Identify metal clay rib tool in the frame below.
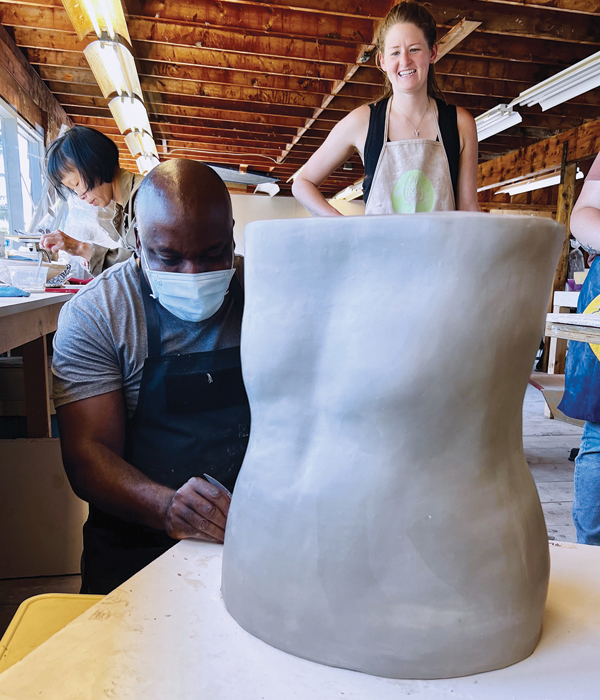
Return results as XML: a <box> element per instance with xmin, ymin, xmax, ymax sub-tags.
<box><xmin>203</xmin><ymin>473</ymin><xmax>232</xmax><ymax>499</ymax></box>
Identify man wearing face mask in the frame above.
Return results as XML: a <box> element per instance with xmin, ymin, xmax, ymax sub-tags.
<box><xmin>52</xmin><ymin>160</ymin><xmax>249</xmax><ymax>594</ymax></box>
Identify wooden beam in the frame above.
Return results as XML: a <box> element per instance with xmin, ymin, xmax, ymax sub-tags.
<box><xmin>0</xmin><ymin>24</ymin><xmax>70</xmax><ymax>141</ymax></box>
<box><xmin>276</xmin><ymin>39</ymin><xmax>377</xmax><ymax>163</ymax></box>
<box><xmin>110</xmin><ymin>135</ymin><xmax>286</xmax><ymax>159</ymax></box>
<box><xmin>36</xmin><ymin>63</ymin><xmax>334</xmax><ymax>97</ymax></box>
<box><xmin>47</xmin><ymin>76</ymin><xmax>329</xmax><ymax>110</ymax></box>
<box><xmin>10</xmin><ymin>3</ymin><xmax>372</xmax><ymax>69</ymax></box>
<box><xmin>126</xmin><ymin>0</ymin><xmax>379</xmax><ymax>44</ymax></box>
<box><xmin>428</xmin><ymin>0</ymin><xmax>600</xmax><ymax>45</ymax></box>
<box><xmin>56</xmin><ymin>91</ymin><xmax>316</xmax><ymax>122</ymax></box>
<box><xmin>24</xmin><ymin>42</ymin><xmax>347</xmax><ymax>82</ymax></box>
<box><xmin>435</xmin><ymin>19</ymin><xmax>481</xmax><ymax>61</ymax></box>
<box><xmin>447</xmin><ymin>32</ymin><xmax>597</xmax><ymax>66</ymax></box>
<box><xmin>5</xmin><ymin>0</ymin><xmax>599</xmax><ymax>47</ymax></box>
<box><xmin>478</xmin><ymin>0</ymin><xmax>600</xmax><ymax>16</ymax></box>
<box><xmin>71</xmin><ymin>113</ymin><xmax>300</xmax><ymax>140</ymax></box>
<box><xmin>4</xmin><ymin>15</ymin><xmax>367</xmax><ymax>65</ymax></box>
<box><xmin>127</xmin><ymin>18</ymin><xmax>367</xmax><ymax>64</ymax></box>
<box><xmin>126</xmin><ymin>0</ymin><xmax>394</xmax><ymax>20</ymax></box>
<box><xmin>62</xmin><ymin>101</ymin><xmax>310</xmax><ymax>129</ymax></box>
<box><xmin>477</xmin><ymin>117</ymin><xmax>600</xmax><ymax>190</ymax></box>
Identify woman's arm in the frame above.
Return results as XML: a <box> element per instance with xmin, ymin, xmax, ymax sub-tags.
<box><xmin>292</xmin><ymin>106</ymin><xmax>370</xmax><ymax>217</ymax></box>
<box><xmin>570</xmin><ymin>179</ymin><xmax>600</xmax><ymax>250</ymax></box>
<box><xmin>455</xmin><ymin>107</ymin><xmax>480</xmax><ymax>212</ymax></box>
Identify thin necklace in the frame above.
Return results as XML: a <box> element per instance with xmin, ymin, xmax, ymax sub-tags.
<box><xmin>393</xmin><ymin>98</ymin><xmax>430</xmax><ymax>138</ymax></box>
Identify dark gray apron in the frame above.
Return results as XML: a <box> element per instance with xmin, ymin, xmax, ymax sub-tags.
<box><xmin>81</xmin><ymin>268</ymin><xmax>250</xmax><ymax>594</ymax></box>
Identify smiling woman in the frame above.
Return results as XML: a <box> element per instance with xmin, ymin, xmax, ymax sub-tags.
<box><xmin>41</xmin><ymin>126</ymin><xmax>145</xmax><ymax>276</ymax></box>
<box><xmin>292</xmin><ymin>0</ymin><xmax>479</xmax><ymax>216</ymax></box>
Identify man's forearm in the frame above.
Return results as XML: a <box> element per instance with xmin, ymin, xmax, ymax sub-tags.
<box><xmin>63</xmin><ymin>439</ymin><xmax>174</xmax><ymax>530</ymax></box>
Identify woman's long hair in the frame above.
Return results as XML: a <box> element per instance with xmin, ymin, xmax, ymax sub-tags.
<box><xmin>374</xmin><ymin>1</ymin><xmax>445</xmax><ymax>102</ymax></box>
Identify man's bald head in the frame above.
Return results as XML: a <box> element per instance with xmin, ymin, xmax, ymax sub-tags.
<box><xmin>134</xmin><ymin>160</ymin><xmax>235</xmax><ymax>274</ymax></box>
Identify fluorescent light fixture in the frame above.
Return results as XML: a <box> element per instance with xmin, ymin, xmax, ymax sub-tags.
<box><xmin>254</xmin><ymin>183</ymin><xmax>280</xmax><ymax>197</ymax></box>
<box><xmin>84</xmin><ymin>40</ymin><xmax>142</xmax><ymax>100</ymax></box>
<box><xmin>330</xmin><ymin>180</ymin><xmax>364</xmax><ymax>202</ymax></box>
<box><xmin>495</xmin><ymin>168</ymin><xmax>584</xmax><ymax>196</ymax></box>
<box><xmin>109</xmin><ymin>95</ymin><xmax>152</xmax><ymax>136</ymax></box>
<box><xmin>515</xmin><ymin>49</ymin><xmax>600</xmax><ymax>112</ymax></box>
<box><xmin>136</xmin><ymin>154</ymin><xmax>160</xmax><ymax>175</ymax></box>
<box><xmin>475</xmin><ymin>104</ymin><xmax>522</xmax><ymax>141</ymax></box>
<box><xmin>124</xmin><ymin>130</ymin><xmax>158</xmax><ymax>158</ymax></box>
<box><xmin>61</xmin><ymin>0</ymin><xmax>130</xmax><ymax>43</ymax></box>
<box><xmin>206</xmin><ymin>165</ymin><xmax>278</xmax><ymax>186</ymax></box>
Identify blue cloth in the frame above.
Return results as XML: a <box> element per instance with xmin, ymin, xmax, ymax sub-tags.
<box><xmin>573</xmin><ymin>421</ymin><xmax>600</xmax><ymax>545</ymax></box>
<box><xmin>558</xmin><ymin>256</ymin><xmax>600</xmax><ymax>422</ymax></box>
<box><xmin>0</xmin><ymin>285</ymin><xmax>30</xmax><ymax>297</ymax></box>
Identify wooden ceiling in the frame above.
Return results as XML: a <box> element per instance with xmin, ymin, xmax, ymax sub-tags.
<box><xmin>1</xmin><ymin>0</ymin><xmax>600</xmax><ymax>196</ymax></box>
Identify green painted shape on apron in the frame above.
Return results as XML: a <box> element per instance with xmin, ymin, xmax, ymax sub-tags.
<box><xmin>391</xmin><ymin>170</ymin><xmax>436</xmax><ymax>213</ymax></box>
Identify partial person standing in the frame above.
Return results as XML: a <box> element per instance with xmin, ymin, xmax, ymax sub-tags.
<box><xmin>558</xmin><ymin>152</ymin><xmax>600</xmax><ymax>545</ymax></box>
<box><xmin>52</xmin><ymin>160</ymin><xmax>249</xmax><ymax>593</ymax></box>
<box><xmin>292</xmin><ymin>1</ymin><xmax>479</xmax><ymax>216</ymax></box>
<box><xmin>41</xmin><ymin>126</ymin><xmax>144</xmax><ymax>276</ymax></box>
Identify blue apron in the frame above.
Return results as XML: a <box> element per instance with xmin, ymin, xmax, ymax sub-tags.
<box><xmin>559</xmin><ymin>256</ymin><xmax>600</xmax><ymax>422</ymax></box>
<box><xmin>80</xmin><ymin>268</ymin><xmax>250</xmax><ymax>594</ymax></box>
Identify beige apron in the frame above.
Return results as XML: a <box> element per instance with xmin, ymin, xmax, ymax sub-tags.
<box><xmin>365</xmin><ymin>99</ymin><xmax>456</xmax><ymax>215</ymax></box>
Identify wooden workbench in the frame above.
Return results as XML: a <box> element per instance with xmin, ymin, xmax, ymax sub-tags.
<box><xmin>546</xmin><ymin>312</ymin><xmax>600</xmax><ymax>345</ymax></box>
<box><xmin>0</xmin><ymin>292</ymin><xmax>71</xmax><ymax>437</ymax></box>
<box><xmin>0</xmin><ymin>540</ymin><xmax>597</xmax><ymax>699</ymax></box>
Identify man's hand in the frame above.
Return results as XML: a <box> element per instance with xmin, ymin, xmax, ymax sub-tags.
<box><xmin>40</xmin><ymin>230</ymin><xmax>92</xmax><ymax>261</ymax></box>
<box><xmin>165</xmin><ymin>476</ymin><xmax>231</xmax><ymax>543</ymax></box>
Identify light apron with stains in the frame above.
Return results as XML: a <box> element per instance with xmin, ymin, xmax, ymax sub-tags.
<box><xmin>365</xmin><ymin>99</ymin><xmax>456</xmax><ymax>216</ymax></box>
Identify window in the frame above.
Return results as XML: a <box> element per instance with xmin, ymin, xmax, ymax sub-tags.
<box><xmin>0</xmin><ymin>121</ymin><xmax>8</xmax><ymax>240</ymax></box>
<box><xmin>0</xmin><ymin>98</ymin><xmax>44</xmax><ymax>246</ymax></box>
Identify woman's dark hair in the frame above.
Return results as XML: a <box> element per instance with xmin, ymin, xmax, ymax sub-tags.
<box><xmin>46</xmin><ymin>126</ymin><xmax>119</xmax><ymax>200</ymax></box>
<box><xmin>374</xmin><ymin>1</ymin><xmax>444</xmax><ymax>102</ymax></box>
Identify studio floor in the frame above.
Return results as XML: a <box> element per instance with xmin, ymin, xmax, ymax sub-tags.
<box><xmin>0</xmin><ymin>386</ymin><xmax>584</xmax><ymax>641</ymax></box>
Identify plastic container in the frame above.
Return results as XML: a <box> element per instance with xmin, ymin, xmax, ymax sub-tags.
<box><xmin>8</xmin><ymin>262</ymin><xmax>47</xmax><ymax>291</ymax></box>
<box><xmin>0</xmin><ymin>593</ymin><xmax>103</xmax><ymax>673</ymax></box>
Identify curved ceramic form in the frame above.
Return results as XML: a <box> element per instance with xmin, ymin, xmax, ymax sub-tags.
<box><xmin>222</xmin><ymin>213</ymin><xmax>564</xmax><ymax>679</ymax></box>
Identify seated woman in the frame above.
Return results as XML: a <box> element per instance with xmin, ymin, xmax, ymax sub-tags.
<box><xmin>292</xmin><ymin>1</ymin><xmax>479</xmax><ymax>216</ymax></box>
<box><xmin>41</xmin><ymin>126</ymin><xmax>144</xmax><ymax>276</ymax></box>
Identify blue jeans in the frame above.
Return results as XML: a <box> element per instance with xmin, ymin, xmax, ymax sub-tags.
<box><xmin>573</xmin><ymin>421</ymin><xmax>600</xmax><ymax>545</ymax></box>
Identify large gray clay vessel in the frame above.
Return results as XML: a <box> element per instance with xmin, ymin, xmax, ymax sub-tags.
<box><xmin>222</xmin><ymin>213</ymin><xmax>564</xmax><ymax>679</ymax></box>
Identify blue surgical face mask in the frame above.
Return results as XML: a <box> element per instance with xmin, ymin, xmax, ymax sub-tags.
<box><xmin>141</xmin><ymin>249</ymin><xmax>235</xmax><ymax>323</ymax></box>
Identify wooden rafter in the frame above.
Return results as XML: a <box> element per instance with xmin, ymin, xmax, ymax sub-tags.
<box><xmin>478</xmin><ymin>117</ymin><xmax>600</xmax><ymax>191</ymax></box>
<box><xmin>435</xmin><ymin>19</ymin><xmax>481</xmax><ymax>61</ymax></box>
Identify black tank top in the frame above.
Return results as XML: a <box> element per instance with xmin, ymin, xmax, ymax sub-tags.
<box><xmin>363</xmin><ymin>97</ymin><xmax>460</xmax><ymax>207</ymax></box>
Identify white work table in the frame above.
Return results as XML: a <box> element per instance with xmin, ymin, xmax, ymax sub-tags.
<box><xmin>0</xmin><ymin>540</ymin><xmax>597</xmax><ymax>699</ymax></box>
<box><xmin>0</xmin><ymin>291</ymin><xmax>73</xmax><ymax>437</ymax></box>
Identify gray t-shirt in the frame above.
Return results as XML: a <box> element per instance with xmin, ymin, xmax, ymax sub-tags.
<box><xmin>52</xmin><ymin>256</ymin><xmax>244</xmax><ymax>418</ymax></box>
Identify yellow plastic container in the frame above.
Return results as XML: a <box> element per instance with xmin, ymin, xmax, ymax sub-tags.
<box><xmin>0</xmin><ymin>593</ymin><xmax>103</xmax><ymax>673</ymax></box>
